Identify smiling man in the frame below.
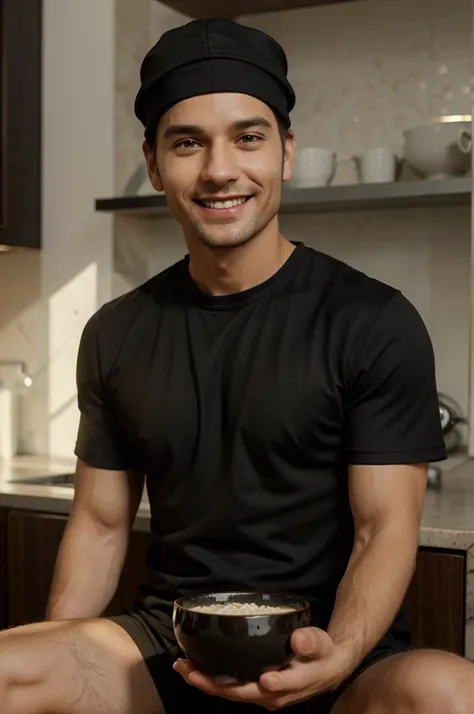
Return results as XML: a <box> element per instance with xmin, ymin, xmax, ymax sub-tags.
<box><xmin>1</xmin><ymin>17</ymin><xmax>474</xmax><ymax>714</ymax></box>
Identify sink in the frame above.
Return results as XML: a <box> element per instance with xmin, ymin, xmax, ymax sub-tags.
<box><xmin>11</xmin><ymin>473</ymin><xmax>75</xmax><ymax>488</ymax></box>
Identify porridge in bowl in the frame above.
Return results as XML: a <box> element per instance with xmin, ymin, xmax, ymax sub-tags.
<box><xmin>188</xmin><ymin>601</ymin><xmax>296</xmax><ymax>616</ymax></box>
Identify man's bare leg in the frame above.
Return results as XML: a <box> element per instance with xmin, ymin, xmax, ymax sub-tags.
<box><xmin>0</xmin><ymin>618</ymin><xmax>166</xmax><ymax>714</ymax></box>
<box><xmin>331</xmin><ymin>649</ymin><xmax>474</xmax><ymax>714</ymax></box>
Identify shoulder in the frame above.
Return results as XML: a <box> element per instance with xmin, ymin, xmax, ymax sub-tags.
<box><xmin>296</xmin><ymin>245</ymin><xmax>431</xmax><ymax>373</ymax></box>
<box><xmin>93</xmin><ymin>258</ymin><xmax>185</xmax><ymax>328</ymax></box>
<box><xmin>78</xmin><ymin>258</ymin><xmax>186</xmax><ymax>361</ymax></box>
<box><xmin>298</xmin><ymin>244</ymin><xmax>400</xmax><ymax>327</ymax></box>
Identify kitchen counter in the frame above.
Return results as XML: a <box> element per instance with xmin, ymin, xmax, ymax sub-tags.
<box><xmin>0</xmin><ymin>454</ymin><xmax>152</xmax><ymax>531</ymax></box>
<box><xmin>420</xmin><ymin>457</ymin><xmax>474</xmax><ymax>550</ymax></box>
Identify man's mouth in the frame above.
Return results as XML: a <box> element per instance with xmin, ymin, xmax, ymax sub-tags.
<box><xmin>194</xmin><ymin>196</ymin><xmax>252</xmax><ymax>210</ymax></box>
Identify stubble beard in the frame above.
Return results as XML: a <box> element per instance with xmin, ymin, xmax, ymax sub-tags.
<box><xmin>192</xmin><ymin>203</ymin><xmax>281</xmax><ymax>250</ymax></box>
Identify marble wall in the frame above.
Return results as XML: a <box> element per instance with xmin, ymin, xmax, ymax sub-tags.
<box><xmin>0</xmin><ymin>253</ymin><xmax>41</xmax><ymax>374</ymax></box>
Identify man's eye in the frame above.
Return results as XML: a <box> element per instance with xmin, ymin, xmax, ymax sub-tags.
<box><xmin>239</xmin><ymin>134</ymin><xmax>262</xmax><ymax>145</ymax></box>
<box><xmin>176</xmin><ymin>139</ymin><xmax>200</xmax><ymax>150</ymax></box>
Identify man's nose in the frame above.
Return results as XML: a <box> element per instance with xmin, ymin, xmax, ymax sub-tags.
<box><xmin>200</xmin><ymin>144</ymin><xmax>241</xmax><ymax>186</ymax></box>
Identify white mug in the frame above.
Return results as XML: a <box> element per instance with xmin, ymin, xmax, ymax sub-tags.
<box><xmin>356</xmin><ymin>148</ymin><xmax>398</xmax><ymax>184</ymax></box>
<box><xmin>288</xmin><ymin>147</ymin><xmax>336</xmax><ymax>188</ymax></box>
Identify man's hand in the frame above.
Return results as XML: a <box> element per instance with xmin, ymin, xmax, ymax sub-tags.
<box><xmin>173</xmin><ymin>627</ymin><xmax>352</xmax><ymax>711</ymax></box>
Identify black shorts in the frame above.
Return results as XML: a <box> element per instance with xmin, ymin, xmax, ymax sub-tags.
<box><xmin>107</xmin><ymin>604</ymin><xmax>411</xmax><ymax>714</ymax></box>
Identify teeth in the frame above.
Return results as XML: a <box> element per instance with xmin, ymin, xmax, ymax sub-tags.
<box><xmin>201</xmin><ymin>197</ymin><xmax>248</xmax><ymax>209</ymax></box>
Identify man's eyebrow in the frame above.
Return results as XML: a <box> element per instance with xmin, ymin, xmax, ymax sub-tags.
<box><xmin>232</xmin><ymin>116</ymin><xmax>273</xmax><ymax>132</ymax></box>
<box><xmin>163</xmin><ymin>124</ymin><xmax>204</xmax><ymax>140</ymax></box>
<box><xmin>162</xmin><ymin>115</ymin><xmax>274</xmax><ymax>141</ymax></box>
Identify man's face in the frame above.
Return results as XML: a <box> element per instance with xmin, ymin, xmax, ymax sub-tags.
<box><xmin>144</xmin><ymin>93</ymin><xmax>294</xmax><ymax>250</ymax></box>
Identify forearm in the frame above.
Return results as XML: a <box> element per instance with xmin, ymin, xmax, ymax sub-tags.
<box><xmin>327</xmin><ymin>525</ymin><xmax>418</xmax><ymax>674</ymax></box>
<box><xmin>45</xmin><ymin>514</ymin><xmax>128</xmax><ymax>620</ymax></box>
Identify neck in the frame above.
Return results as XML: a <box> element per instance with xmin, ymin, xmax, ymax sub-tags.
<box><xmin>186</xmin><ymin>225</ymin><xmax>294</xmax><ymax>297</ymax></box>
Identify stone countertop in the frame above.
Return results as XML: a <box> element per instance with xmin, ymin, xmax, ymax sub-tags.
<box><xmin>0</xmin><ymin>455</ymin><xmax>152</xmax><ymax>531</ymax></box>
<box><xmin>419</xmin><ymin>456</ymin><xmax>474</xmax><ymax>551</ymax></box>
<box><xmin>1</xmin><ymin>452</ymin><xmax>473</xmax><ymax>545</ymax></box>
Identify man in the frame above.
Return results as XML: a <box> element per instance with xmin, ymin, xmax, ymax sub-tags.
<box><xmin>0</xmin><ymin>17</ymin><xmax>473</xmax><ymax>714</ymax></box>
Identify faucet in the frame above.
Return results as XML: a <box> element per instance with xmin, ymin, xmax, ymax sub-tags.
<box><xmin>0</xmin><ymin>361</ymin><xmax>33</xmax><ymax>388</ymax></box>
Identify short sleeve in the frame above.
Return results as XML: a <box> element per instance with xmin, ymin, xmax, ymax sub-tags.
<box><xmin>74</xmin><ymin>312</ymin><xmax>135</xmax><ymax>470</ymax></box>
<box><xmin>347</xmin><ymin>292</ymin><xmax>447</xmax><ymax>465</ymax></box>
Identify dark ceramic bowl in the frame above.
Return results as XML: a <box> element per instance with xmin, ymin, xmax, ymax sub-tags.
<box><xmin>173</xmin><ymin>591</ymin><xmax>311</xmax><ymax>682</ymax></box>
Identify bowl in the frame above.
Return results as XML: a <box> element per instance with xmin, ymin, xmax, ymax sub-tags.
<box><xmin>173</xmin><ymin>591</ymin><xmax>311</xmax><ymax>682</ymax></box>
<box><xmin>403</xmin><ymin>121</ymin><xmax>471</xmax><ymax>179</ymax></box>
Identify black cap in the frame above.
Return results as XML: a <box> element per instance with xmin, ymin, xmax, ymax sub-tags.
<box><xmin>134</xmin><ymin>19</ymin><xmax>296</xmax><ymax>144</ymax></box>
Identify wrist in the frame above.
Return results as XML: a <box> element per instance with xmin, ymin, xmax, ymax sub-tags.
<box><xmin>325</xmin><ymin>644</ymin><xmax>361</xmax><ymax>689</ymax></box>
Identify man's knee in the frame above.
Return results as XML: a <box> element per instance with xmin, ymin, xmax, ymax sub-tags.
<box><xmin>0</xmin><ymin>622</ymin><xmax>64</xmax><ymax>713</ymax></box>
<box><xmin>412</xmin><ymin>650</ymin><xmax>474</xmax><ymax>714</ymax></box>
<box><xmin>385</xmin><ymin>650</ymin><xmax>474</xmax><ymax>714</ymax></box>
<box><xmin>0</xmin><ymin>620</ymin><xmax>90</xmax><ymax>714</ymax></box>
<box><xmin>0</xmin><ymin>618</ymin><xmax>166</xmax><ymax>714</ymax></box>
<box><xmin>334</xmin><ymin>649</ymin><xmax>474</xmax><ymax>714</ymax></box>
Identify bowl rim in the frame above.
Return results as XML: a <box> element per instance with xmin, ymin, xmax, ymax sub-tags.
<box><xmin>173</xmin><ymin>591</ymin><xmax>311</xmax><ymax>616</ymax></box>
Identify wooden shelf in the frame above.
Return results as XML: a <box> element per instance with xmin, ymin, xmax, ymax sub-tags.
<box><xmin>95</xmin><ymin>177</ymin><xmax>471</xmax><ymax>217</ymax></box>
<box><xmin>154</xmin><ymin>0</ymin><xmax>356</xmax><ymax>19</ymax></box>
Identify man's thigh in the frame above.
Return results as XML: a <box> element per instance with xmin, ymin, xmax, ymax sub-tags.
<box><xmin>0</xmin><ymin>617</ymin><xmax>165</xmax><ymax>714</ymax></box>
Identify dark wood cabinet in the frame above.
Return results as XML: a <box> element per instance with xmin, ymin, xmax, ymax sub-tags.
<box><xmin>0</xmin><ymin>507</ymin><xmax>468</xmax><ymax>659</ymax></box>
<box><xmin>3</xmin><ymin>510</ymin><xmax>148</xmax><ymax>627</ymax></box>
<box><xmin>6</xmin><ymin>510</ymin><xmax>67</xmax><ymax>626</ymax></box>
<box><xmin>0</xmin><ymin>507</ymin><xmax>6</xmax><ymax>627</ymax></box>
<box><xmin>408</xmin><ymin>548</ymin><xmax>466</xmax><ymax>656</ymax></box>
<box><xmin>0</xmin><ymin>0</ymin><xmax>42</xmax><ymax>251</ymax></box>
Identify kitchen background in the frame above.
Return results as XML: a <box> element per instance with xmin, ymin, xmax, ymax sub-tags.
<box><xmin>0</xmin><ymin>0</ymin><xmax>472</xmax><ymax>460</ymax></box>
<box><xmin>0</xmin><ymin>0</ymin><xmax>473</xmax><ymax>664</ymax></box>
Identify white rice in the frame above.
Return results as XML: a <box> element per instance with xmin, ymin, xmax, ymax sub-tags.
<box><xmin>188</xmin><ymin>601</ymin><xmax>295</xmax><ymax>616</ymax></box>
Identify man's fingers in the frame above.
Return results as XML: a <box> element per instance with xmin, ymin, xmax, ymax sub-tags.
<box><xmin>259</xmin><ymin>629</ymin><xmax>335</xmax><ymax>693</ymax></box>
<box><xmin>291</xmin><ymin>627</ymin><xmax>334</xmax><ymax>658</ymax></box>
<box><xmin>190</xmin><ymin>674</ymin><xmax>267</xmax><ymax>701</ymax></box>
<box><xmin>173</xmin><ymin>658</ymin><xmax>195</xmax><ymax>676</ymax></box>
<box><xmin>259</xmin><ymin>657</ymin><xmax>319</xmax><ymax>693</ymax></box>
<box><xmin>174</xmin><ymin>659</ymin><xmax>267</xmax><ymax>702</ymax></box>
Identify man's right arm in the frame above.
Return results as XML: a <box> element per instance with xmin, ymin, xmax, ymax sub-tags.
<box><xmin>45</xmin><ymin>458</ymin><xmax>145</xmax><ymax>621</ymax></box>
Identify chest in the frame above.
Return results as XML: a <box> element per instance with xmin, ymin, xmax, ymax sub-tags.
<box><xmin>108</xmin><ymin>299</ymin><xmax>347</xmax><ymax>468</ymax></box>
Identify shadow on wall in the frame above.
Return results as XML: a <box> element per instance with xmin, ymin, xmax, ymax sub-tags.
<box><xmin>0</xmin><ymin>252</ymin><xmax>41</xmax><ymax>366</ymax></box>
<box><xmin>0</xmin><ymin>252</ymin><xmax>40</xmax><ymax>334</ymax></box>
<box><xmin>0</xmin><ymin>249</ymin><xmax>106</xmax><ymax>456</ymax></box>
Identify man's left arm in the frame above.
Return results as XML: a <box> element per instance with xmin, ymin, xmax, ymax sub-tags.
<box><xmin>327</xmin><ymin>290</ymin><xmax>447</xmax><ymax>676</ymax></box>
<box><xmin>326</xmin><ymin>461</ymin><xmax>427</xmax><ymax>675</ymax></box>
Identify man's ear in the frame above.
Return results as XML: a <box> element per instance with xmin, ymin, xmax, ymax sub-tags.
<box><xmin>142</xmin><ymin>140</ymin><xmax>164</xmax><ymax>192</ymax></box>
<box><xmin>282</xmin><ymin>129</ymin><xmax>295</xmax><ymax>183</ymax></box>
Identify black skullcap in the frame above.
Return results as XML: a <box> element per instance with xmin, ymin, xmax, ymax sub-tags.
<box><xmin>134</xmin><ymin>19</ymin><xmax>296</xmax><ymax>145</ymax></box>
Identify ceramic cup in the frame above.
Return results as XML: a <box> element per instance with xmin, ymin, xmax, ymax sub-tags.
<box><xmin>403</xmin><ymin>122</ymin><xmax>471</xmax><ymax>179</ymax></box>
<box><xmin>458</xmin><ymin>128</ymin><xmax>472</xmax><ymax>154</ymax></box>
<box><xmin>356</xmin><ymin>148</ymin><xmax>398</xmax><ymax>183</ymax></box>
<box><xmin>288</xmin><ymin>147</ymin><xmax>336</xmax><ymax>188</ymax></box>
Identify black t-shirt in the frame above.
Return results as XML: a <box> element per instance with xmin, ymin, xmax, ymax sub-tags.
<box><xmin>75</xmin><ymin>242</ymin><xmax>446</xmax><ymax>624</ymax></box>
